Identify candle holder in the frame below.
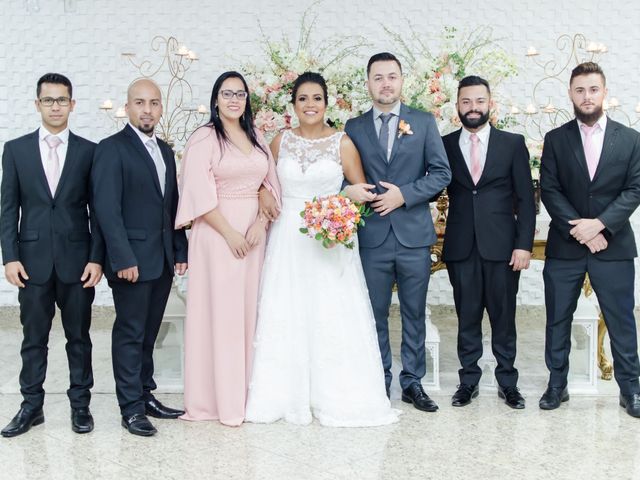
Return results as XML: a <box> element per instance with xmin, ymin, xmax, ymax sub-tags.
<box><xmin>509</xmin><ymin>33</ymin><xmax>639</xmax><ymax>144</ymax></box>
<box><xmin>100</xmin><ymin>36</ymin><xmax>208</xmax><ymax>151</ymax></box>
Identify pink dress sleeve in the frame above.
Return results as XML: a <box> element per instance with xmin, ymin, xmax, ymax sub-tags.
<box><xmin>175</xmin><ymin>127</ymin><xmax>219</xmax><ymax>228</ymax></box>
<box><xmin>256</xmin><ymin>129</ymin><xmax>282</xmax><ymax>207</ymax></box>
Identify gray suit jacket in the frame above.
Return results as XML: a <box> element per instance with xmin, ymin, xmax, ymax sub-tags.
<box><xmin>345</xmin><ymin>104</ymin><xmax>451</xmax><ymax>248</ymax></box>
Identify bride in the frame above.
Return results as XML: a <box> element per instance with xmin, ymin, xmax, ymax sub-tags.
<box><xmin>245</xmin><ymin>72</ymin><xmax>399</xmax><ymax>427</ymax></box>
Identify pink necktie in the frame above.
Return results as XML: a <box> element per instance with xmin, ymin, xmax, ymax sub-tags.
<box><xmin>45</xmin><ymin>135</ymin><xmax>62</xmax><ymax>195</ymax></box>
<box><xmin>470</xmin><ymin>133</ymin><xmax>482</xmax><ymax>184</ymax></box>
<box><xmin>581</xmin><ymin>123</ymin><xmax>601</xmax><ymax>180</ymax></box>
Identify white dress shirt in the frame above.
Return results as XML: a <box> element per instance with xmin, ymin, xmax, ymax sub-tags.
<box><xmin>373</xmin><ymin>102</ymin><xmax>401</xmax><ymax>158</ymax></box>
<box><xmin>38</xmin><ymin>125</ymin><xmax>69</xmax><ymax>173</ymax></box>
<box><xmin>577</xmin><ymin>114</ymin><xmax>607</xmax><ymax>160</ymax></box>
<box><xmin>459</xmin><ymin>123</ymin><xmax>491</xmax><ymax>175</ymax></box>
<box><xmin>129</xmin><ymin>122</ymin><xmax>166</xmax><ymax>195</ymax></box>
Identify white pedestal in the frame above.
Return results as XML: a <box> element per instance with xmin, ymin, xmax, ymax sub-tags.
<box><xmin>153</xmin><ymin>282</ymin><xmax>186</xmax><ymax>392</ymax></box>
<box><xmin>567</xmin><ymin>295</ymin><xmax>599</xmax><ymax>394</ymax></box>
<box><xmin>478</xmin><ymin>333</ymin><xmax>497</xmax><ymax>388</ymax></box>
<box><xmin>391</xmin><ymin>293</ymin><xmax>441</xmax><ymax>391</ymax></box>
<box><xmin>424</xmin><ymin>305</ymin><xmax>441</xmax><ymax>390</ymax></box>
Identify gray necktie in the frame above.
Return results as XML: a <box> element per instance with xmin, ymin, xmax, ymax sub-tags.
<box><xmin>378</xmin><ymin>113</ymin><xmax>392</xmax><ymax>162</ymax></box>
<box><xmin>146</xmin><ymin>139</ymin><xmax>166</xmax><ymax>196</ymax></box>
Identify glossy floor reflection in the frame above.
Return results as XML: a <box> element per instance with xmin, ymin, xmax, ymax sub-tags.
<box><xmin>0</xmin><ymin>305</ymin><xmax>638</xmax><ymax>479</ymax></box>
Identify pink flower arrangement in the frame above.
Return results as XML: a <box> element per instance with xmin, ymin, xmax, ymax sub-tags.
<box><xmin>254</xmin><ymin>111</ymin><xmax>278</xmax><ymax>133</ymax></box>
<box><xmin>299</xmin><ymin>194</ymin><xmax>371</xmax><ymax>249</ymax></box>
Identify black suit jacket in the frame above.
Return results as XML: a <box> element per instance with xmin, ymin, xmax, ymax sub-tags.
<box><xmin>540</xmin><ymin>118</ymin><xmax>640</xmax><ymax>260</ymax></box>
<box><xmin>92</xmin><ymin>124</ymin><xmax>187</xmax><ymax>282</ymax></box>
<box><xmin>0</xmin><ymin>130</ymin><xmax>104</xmax><ymax>284</ymax></box>
<box><xmin>442</xmin><ymin>127</ymin><xmax>536</xmax><ymax>262</ymax></box>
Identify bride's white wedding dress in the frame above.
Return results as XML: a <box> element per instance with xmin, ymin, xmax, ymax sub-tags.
<box><xmin>245</xmin><ymin>130</ymin><xmax>399</xmax><ymax>427</ymax></box>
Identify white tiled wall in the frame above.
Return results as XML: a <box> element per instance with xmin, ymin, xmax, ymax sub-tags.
<box><xmin>0</xmin><ymin>0</ymin><xmax>638</xmax><ymax>305</ymax></box>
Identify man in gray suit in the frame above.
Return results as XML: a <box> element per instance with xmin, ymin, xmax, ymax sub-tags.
<box><xmin>345</xmin><ymin>52</ymin><xmax>451</xmax><ymax>412</ymax></box>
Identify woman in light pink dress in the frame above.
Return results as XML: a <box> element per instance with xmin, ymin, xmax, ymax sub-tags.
<box><xmin>175</xmin><ymin>71</ymin><xmax>280</xmax><ymax>426</ymax></box>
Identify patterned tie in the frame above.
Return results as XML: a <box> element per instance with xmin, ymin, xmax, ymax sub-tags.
<box><xmin>581</xmin><ymin>123</ymin><xmax>601</xmax><ymax>180</ymax></box>
<box><xmin>146</xmin><ymin>139</ymin><xmax>166</xmax><ymax>196</ymax></box>
<box><xmin>44</xmin><ymin>135</ymin><xmax>62</xmax><ymax>195</ymax></box>
<box><xmin>378</xmin><ymin>113</ymin><xmax>392</xmax><ymax>162</ymax></box>
<box><xmin>470</xmin><ymin>133</ymin><xmax>482</xmax><ymax>184</ymax></box>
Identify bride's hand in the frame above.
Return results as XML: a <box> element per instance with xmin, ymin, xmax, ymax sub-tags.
<box><xmin>245</xmin><ymin>220</ymin><xmax>267</xmax><ymax>249</ymax></box>
<box><xmin>259</xmin><ymin>187</ymin><xmax>280</xmax><ymax>221</ymax></box>
<box><xmin>343</xmin><ymin>183</ymin><xmax>377</xmax><ymax>203</ymax></box>
<box><xmin>224</xmin><ymin>230</ymin><xmax>251</xmax><ymax>259</ymax></box>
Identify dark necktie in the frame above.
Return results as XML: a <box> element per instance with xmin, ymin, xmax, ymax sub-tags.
<box><xmin>378</xmin><ymin>113</ymin><xmax>392</xmax><ymax>162</ymax></box>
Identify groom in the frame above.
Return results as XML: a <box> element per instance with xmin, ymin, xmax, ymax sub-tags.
<box><xmin>345</xmin><ymin>52</ymin><xmax>451</xmax><ymax>412</ymax></box>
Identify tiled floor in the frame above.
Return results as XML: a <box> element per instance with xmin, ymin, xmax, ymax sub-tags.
<box><xmin>0</xmin><ymin>304</ymin><xmax>638</xmax><ymax>479</ymax></box>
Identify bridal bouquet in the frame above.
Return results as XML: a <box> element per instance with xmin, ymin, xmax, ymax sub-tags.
<box><xmin>299</xmin><ymin>194</ymin><xmax>371</xmax><ymax>249</ymax></box>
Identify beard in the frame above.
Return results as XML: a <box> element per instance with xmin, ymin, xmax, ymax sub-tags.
<box><xmin>376</xmin><ymin>95</ymin><xmax>399</xmax><ymax>105</ymax></box>
<box><xmin>136</xmin><ymin>123</ymin><xmax>155</xmax><ymax>135</ymax></box>
<box><xmin>459</xmin><ymin>109</ymin><xmax>490</xmax><ymax>129</ymax></box>
<box><xmin>573</xmin><ymin>103</ymin><xmax>603</xmax><ymax>125</ymax></box>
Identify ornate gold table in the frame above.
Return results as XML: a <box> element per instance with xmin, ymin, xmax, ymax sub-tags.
<box><xmin>429</xmin><ymin>238</ymin><xmax>614</xmax><ymax>380</ymax></box>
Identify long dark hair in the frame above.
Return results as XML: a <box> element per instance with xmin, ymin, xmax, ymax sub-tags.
<box><xmin>207</xmin><ymin>71</ymin><xmax>268</xmax><ymax>157</ymax></box>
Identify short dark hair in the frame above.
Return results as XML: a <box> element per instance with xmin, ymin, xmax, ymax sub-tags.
<box><xmin>457</xmin><ymin>75</ymin><xmax>491</xmax><ymax>97</ymax></box>
<box><xmin>367</xmin><ymin>52</ymin><xmax>402</xmax><ymax>77</ymax></box>
<box><xmin>291</xmin><ymin>72</ymin><xmax>328</xmax><ymax>105</ymax></box>
<box><xmin>37</xmin><ymin>73</ymin><xmax>73</xmax><ymax>98</ymax></box>
<box><xmin>570</xmin><ymin>62</ymin><xmax>606</xmax><ymax>86</ymax></box>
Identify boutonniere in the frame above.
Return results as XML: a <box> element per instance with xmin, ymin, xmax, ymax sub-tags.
<box><xmin>398</xmin><ymin>119</ymin><xmax>413</xmax><ymax>138</ymax></box>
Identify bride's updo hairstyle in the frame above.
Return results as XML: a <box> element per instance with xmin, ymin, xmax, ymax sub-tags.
<box><xmin>291</xmin><ymin>72</ymin><xmax>328</xmax><ymax>105</ymax></box>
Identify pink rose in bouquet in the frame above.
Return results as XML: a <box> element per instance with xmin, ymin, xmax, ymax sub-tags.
<box><xmin>299</xmin><ymin>193</ymin><xmax>371</xmax><ymax>249</ymax></box>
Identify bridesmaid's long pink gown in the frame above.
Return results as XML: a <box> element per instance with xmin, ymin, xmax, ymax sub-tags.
<box><xmin>175</xmin><ymin>127</ymin><xmax>279</xmax><ymax>426</ymax></box>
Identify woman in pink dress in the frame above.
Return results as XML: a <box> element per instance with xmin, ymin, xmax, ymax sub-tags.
<box><xmin>175</xmin><ymin>71</ymin><xmax>280</xmax><ymax>426</ymax></box>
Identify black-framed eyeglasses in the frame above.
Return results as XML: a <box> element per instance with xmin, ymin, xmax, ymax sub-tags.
<box><xmin>220</xmin><ymin>90</ymin><xmax>248</xmax><ymax>100</ymax></box>
<box><xmin>39</xmin><ymin>96</ymin><xmax>71</xmax><ymax>107</ymax></box>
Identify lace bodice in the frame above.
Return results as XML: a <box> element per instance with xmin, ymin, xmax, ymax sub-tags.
<box><xmin>277</xmin><ymin>130</ymin><xmax>344</xmax><ymax>199</ymax></box>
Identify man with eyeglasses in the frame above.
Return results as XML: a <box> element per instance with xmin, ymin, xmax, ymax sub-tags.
<box><xmin>1</xmin><ymin>73</ymin><xmax>104</xmax><ymax>437</ymax></box>
<box><xmin>92</xmin><ymin>78</ymin><xmax>188</xmax><ymax>436</ymax></box>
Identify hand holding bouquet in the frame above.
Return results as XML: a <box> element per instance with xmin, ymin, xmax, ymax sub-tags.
<box><xmin>299</xmin><ymin>193</ymin><xmax>371</xmax><ymax>249</ymax></box>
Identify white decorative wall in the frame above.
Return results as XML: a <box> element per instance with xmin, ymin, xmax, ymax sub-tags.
<box><xmin>0</xmin><ymin>0</ymin><xmax>638</xmax><ymax>306</ymax></box>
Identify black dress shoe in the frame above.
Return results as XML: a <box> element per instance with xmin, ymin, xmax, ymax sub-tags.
<box><xmin>71</xmin><ymin>407</ymin><xmax>94</xmax><ymax>434</ymax></box>
<box><xmin>498</xmin><ymin>385</ymin><xmax>525</xmax><ymax>409</ymax></box>
<box><xmin>451</xmin><ymin>384</ymin><xmax>479</xmax><ymax>407</ymax></box>
<box><xmin>401</xmin><ymin>383</ymin><xmax>439</xmax><ymax>412</ymax></box>
<box><xmin>539</xmin><ymin>386</ymin><xmax>569</xmax><ymax>410</ymax></box>
<box><xmin>619</xmin><ymin>393</ymin><xmax>640</xmax><ymax>418</ymax></box>
<box><xmin>1</xmin><ymin>407</ymin><xmax>44</xmax><ymax>438</ymax></box>
<box><xmin>145</xmin><ymin>398</ymin><xmax>185</xmax><ymax>419</ymax></box>
<box><xmin>121</xmin><ymin>414</ymin><xmax>157</xmax><ymax>436</ymax></box>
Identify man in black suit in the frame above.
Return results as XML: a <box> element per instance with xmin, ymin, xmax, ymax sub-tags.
<box><xmin>540</xmin><ymin>62</ymin><xmax>640</xmax><ymax>418</ymax></box>
<box><xmin>92</xmin><ymin>79</ymin><xmax>188</xmax><ymax>436</ymax></box>
<box><xmin>442</xmin><ymin>76</ymin><xmax>535</xmax><ymax>409</ymax></box>
<box><xmin>1</xmin><ymin>73</ymin><xmax>103</xmax><ymax>437</ymax></box>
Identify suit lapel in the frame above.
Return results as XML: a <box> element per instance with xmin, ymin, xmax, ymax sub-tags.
<box><xmin>158</xmin><ymin>141</ymin><xmax>172</xmax><ymax>204</ymax></box>
<box><xmin>477</xmin><ymin>126</ymin><xmax>501</xmax><ymax>186</ymax></box>
<box><xmin>361</xmin><ymin>109</ymin><xmax>387</xmax><ymax>164</ymax></box>
<box><xmin>26</xmin><ymin>130</ymin><xmax>54</xmax><ymax>199</ymax></box>
<box><xmin>448</xmin><ymin>129</ymin><xmax>475</xmax><ymax>188</ymax></box>
<box><xmin>388</xmin><ymin>104</ymin><xmax>409</xmax><ymax>163</ymax></box>
<box><xmin>566</xmin><ymin>120</ymin><xmax>590</xmax><ymax>181</ymax></box>
<box><xmin>591</xmin><ymin>118</ymin><xmax>619</xmax><ymax>183</ymax></box>
<box><xmin>53</xmin><ymin>132</ymin><xmax>78</xmax><ymax>198</ymax></box>
<box><xmin>124</xmin><ymin>124</ymin><xmax>163</xmax><ymax>196</ymax></box>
